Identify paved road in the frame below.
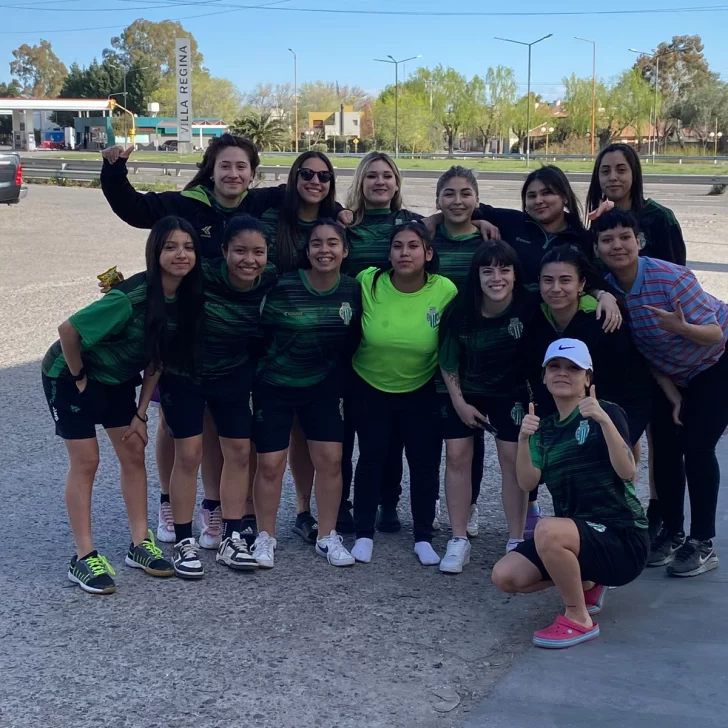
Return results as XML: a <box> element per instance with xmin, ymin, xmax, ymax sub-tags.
<box><xmin>0</xmin><ymin>183</ymin><xmax>725</xmax><ymax>727</ymax></box>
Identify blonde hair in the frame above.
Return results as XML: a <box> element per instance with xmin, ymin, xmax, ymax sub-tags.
<box><xmin>346</xmin><ymin>152</ymin><xmax>403</xmax><ymax>226</ymax></box>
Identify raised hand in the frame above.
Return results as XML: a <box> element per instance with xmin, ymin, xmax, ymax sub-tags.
<box><xmin>101</xmin><ymin>144</ymin><xmax>134</xmax><ymax>165</ymax></box>
<box><xmin>473</xmin><ymin>219</ymin><xmax>501</xmax><ymax>241</ymax></box>
<box><xmin>519</xmin><ymin>402</ymin><xmax>540</xmax><ymax>439</ymax></box>
<box><xmin>337</xmin><ymin>209</ymin><xmax>354</xmax><ymax>227</ymax></box>
<box><xmin>587</xmin><ymin>198</ymin><xmax>615</xmax><ymax>222</ymax></box>
<box><xmin>578</xmin><ymin>385</ymin><xmax>606</xmax><ymax>423</ymax></box>
<box><xmin>643</xmin><ymin>300</ymin><xmax>688</xmax><ymax>336</ymax></box>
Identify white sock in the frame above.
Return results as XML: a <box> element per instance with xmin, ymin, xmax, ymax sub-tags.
<box><xmin>506</xmin><ymin>538</ymin><xmax>524</xmax><ymax>553</ymax></box>
<box><xmin>351</xmin><ymin>538</ymin><xmax>373</xmax><ymax>563</ymax></box>
<box><xmin>414</xmin><ymin>541</ymin><xmax>441</xmax><ymax>566</ymax></box>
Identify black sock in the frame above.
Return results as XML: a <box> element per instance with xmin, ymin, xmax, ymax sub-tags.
<box><xmin>223</xmin><ymin>518</ymin><xmax>242</xmax><ymax>540</ymax></box>
<box><xmin>174</xmin><ymin>521</ymin><xmax>193</xmax><ymax>543</ymax></box>
<box><xmin>241</xmin><ymin>513</ymin><xmax>257</xmax><ymax>522</ymax></box>
<box><xmin>201</xmin><ymin>499</ymin><xmax>221</xmax><ymax>512</ymax></box>
<box><xmin>160</xmin><ymin>493</ymin><xmax>170</xmax><ymax>504</ymax></box>
<box><xmin>78</xmin><ymin>550</ymin><xmax>98</xmax><ymax>562</ymax></box>
<box><xmin>296</xmin><ymin>510</ymin><xmax>312</xmax><ymax>525</ymax></box>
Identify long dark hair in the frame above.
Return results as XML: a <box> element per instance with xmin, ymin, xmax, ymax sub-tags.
<box><xmin>184</xmin><ymin>134</ymin><xmax>260</xmax><ymax>191</ymax></box>
<box><xmin>144</xmin><ymin>216</ymin><xmax>204</xmax><ymax>374</ymax></box>
<box><xmin>221</xmin><ymin>213</ymin><xmax>270</xmax><ymax>251</ymax></box>
<box><xmin>539</xmin><ymin>244</ymin><xmax>622</xmax><ymax>307</ymax></box>
<box><xmin>371</xmin><ymin>220</ymin><xmax>438</xmax><ymax>297</ymax></box>
<box><xmin>276</xmin><ymin>151</ymin><xmax>338</xmax><ymax>273</ymax></box>
<box><xmin>439</xmin><ymin>240</ymin><xmax>526</xmax><ymax>346</ymax></box>
<box><xmin>586</xmin><ymin>143</ymin><xmax>644</xmax><ymax>219</ymax></box>
<box><xmin>297</xmin><ymin>218</ymin><xmax>349</xmax><ymax>270</ymax></box>
<box><xmin>522</xmin><ymin>165</ymin><xmax>584</xmax><ymax>230</ymax></box>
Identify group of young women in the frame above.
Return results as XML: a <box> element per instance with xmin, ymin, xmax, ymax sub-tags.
<box><xmin>42</xmin><ymin>136</ymin><xmax>728</xmax><ymax>650</ymax></box>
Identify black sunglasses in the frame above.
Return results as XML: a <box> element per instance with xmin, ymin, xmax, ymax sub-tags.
<box><xmin>298</xmin><ymin>167</ymin><xmax>333</xmax><ymax>183</ymax></box>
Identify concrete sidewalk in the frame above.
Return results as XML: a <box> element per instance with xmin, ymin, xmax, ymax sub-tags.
<box><xmin>467</xmin><ymin>443</ymin><xmax>728</xmax><ymax>728</ymax></box>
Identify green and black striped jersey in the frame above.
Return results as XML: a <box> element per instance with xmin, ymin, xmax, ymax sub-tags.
<box><xmin>433</xmin><ymin>224</ymin><xmax>483</xmax><ymax>290</ymax></box>
<box><xmin>438</xmin><ymin>289</ymin><xmax>539</xmax><ymax>397</ymax></box>
<box><xmin>42</xmin><ymin>272</ymin><xmax>157</xmax><ymax>385</ymax></box>
<box><xmin>530</xmin><ymin>402</ymin><xmax>647</xmax><ymax>530</ymax></box>
<box><xmin>344</xmin><ymin>208</ymin><xmax>422</xmax><ymax>277</ymax></box>
<box><xmin>260</xmin><ymin>207</ymin><xmax>317</xmax><ymax>273</ymax></box>
<box><xmin>192</xmin><ymin>259</ymin><xmax>278</xmax><ymax>380</ymax></box>
<box><xmin>257</xmin><ymin>270</ymin><xmax>362</xmax><ymax>387</ymax></box>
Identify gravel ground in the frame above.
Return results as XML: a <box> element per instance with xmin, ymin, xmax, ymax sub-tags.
<box><xmin>0</xmin><ymin>180</ymin><xmax>724</xmax><ymax>728</ymax></box>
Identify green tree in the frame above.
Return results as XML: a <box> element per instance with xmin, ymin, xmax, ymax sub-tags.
<box><xmin>486</xmin><ymin>65</ymin><xmax>517</xmax><ymax>153</ymax></box>
<box><xmin>0</xmin><ymin>80</ymin><xmax>22</xmax><ymax>97</ymax></box>
<box><xmin>154</xmin><ymin>71</ymin><xmax>243</xmax><ymax>121</ymax></box>
<box><xmin>373</xmin><ymin>90</ymin><xmax>435</xmax><ymax>153</ymax></box>
<box><xmin>229</xmin><ymin>111</ymin><xmax>288</xmax><ymax>151</ymax></box>
<box><xmin>10</xmin><ymin>40</ymin><xmax>67</xmax><ymax>97</ymax></box>
<box><xmin>297</xmin><ymin>81</ymin><xmax>372</xmax><ymax>117</ymax></box>
<box><xmin>509</xmin><ymin>93</ymin><xmax>552</xmax><ymax>152</ymax></box>
<box><xmin>609</xmin><ymin>69</ymin><xmax>655</xmax><ymax>144</ymax></box>
<box><xmin>671</xmin><ymin>80</ymin><xmax>728</xmax><ymax>151</ymax></box>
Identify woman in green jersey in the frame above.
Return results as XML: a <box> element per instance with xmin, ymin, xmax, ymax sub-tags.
<box><xmin>41</xmin><ymin>216</ymin><xmax>203</xmax><ymax>594</ymax></box>
<box><xmin>251</xmin><ymin>220</ymin><xmax>361</xmax><ymax>569</ymax></box>
<box><xmin>492</xmin><ymin>339</ymin><xmax>649</xmax><ymax>649</ymax></box>
<box><xmin>438</xmin><ymin>241</ymin><xmax>539</xmax><ymax>572</ymax></box>
<box><xmin>160</xmin><ymin>215</ymin><xmax>277</xmax><ymax>579</ymax></box>
<box><xmin>351</xmin><ymin>221</ymin><xmax>457</xmax><ymax>566</ymax></box>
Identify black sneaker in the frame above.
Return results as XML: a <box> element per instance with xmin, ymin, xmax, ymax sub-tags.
<box><xmin>68</xmin><ymin>552</ymin><xmax>116</xmax><ymax>595</ymax></box>
<box><xmin>336</xmin><ymin>502</ymin><xmax>355</xmax><ymax>534</ymax></box>
<box><xmin>173</xmin><ymin>537</ymin><xmax>204</xmax><ymax>579</ymax></box>
<box><xmin>125</xmin><ymin>532</ymin><xmax>175</xmax><ymax>577</ymax></box>
<box><xmin>646</xmin><ymin>501</ymin><xmax>662</xmax><ymax>542</ymax></box>
<box><xmin>240</xmin><ymin>515</ymin><xmax>258</xmax><ymax>547</ymax></box>
<box><xmin>293</xmin><ymin>512</ymin><xmax>318</xmax><ymax>544</ymax></box>
<box><xmin>666</xmin><ymin>538</ymin><xmax>719</xmax><ymax>577</ymax></box>
<box><xmin>647</xmin><ymin>529</ymin><xmax>686</xmax><ymax>567</ymax></box>
<box><xmin>376</xmin><ymin>505</ymin><xmax>401</xmax><ymax>533</ymax></box>
<box><xmin>216</xmin><ymin>532</ymin><xmax>258</xmax><ymax>571</ymax></box>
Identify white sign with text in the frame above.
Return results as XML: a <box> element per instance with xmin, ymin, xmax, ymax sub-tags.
<box><xmin>175</xmin><ymin>38</ymin><xmax>192</xmax><ymax>143</ymax></box>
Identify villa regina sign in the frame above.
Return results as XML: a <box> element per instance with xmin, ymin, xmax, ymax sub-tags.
<box><xmin>176</xmin><ymin>38</ymin><xmax>192</xmax><ymax>144</ymax></box>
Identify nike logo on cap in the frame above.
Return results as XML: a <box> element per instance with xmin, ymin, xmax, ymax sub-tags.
<box><xmin>558</xmin><ymin>345</ymin><xmax>575</xmax><ymax>350</ymax></box>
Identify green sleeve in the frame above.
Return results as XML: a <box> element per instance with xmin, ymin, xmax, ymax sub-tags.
<box><xmin>529</xmin><ymin>431</ymin><xmax>544</xmax><ymax>471</ymax></box>
<box><xmin>68</xmin><ymin>289</ymin><xmax>133</xmax><ymax>348</ymax></box>
<box><xmin>438</xmin><ymin>331</ymin><xmax>461</xmax><ymax>372</ymax></box>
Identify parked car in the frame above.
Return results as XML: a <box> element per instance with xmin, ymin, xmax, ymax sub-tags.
<box><xmin>160</xmin><ymin>140</ymin><xmax>179</xmax><ymax>152</ymax></box>
<box><xmin>0</xmin><ymin>152</ymin><xmax>28</xmax><ymax>205</ymax></box>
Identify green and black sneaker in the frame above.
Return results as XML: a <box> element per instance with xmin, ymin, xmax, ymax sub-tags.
<box><xmin>68</xmin><ymin>551</ymin><xmax>117</xmax><ymax>595</ymax></box>
<box><xmin>125</xmin><ymin>531</ymin><xmax>175</xmax><ymax>577</ymax></box>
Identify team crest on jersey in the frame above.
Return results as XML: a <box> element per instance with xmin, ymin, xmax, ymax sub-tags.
<box><xmin>426</xmin><ymin>307</ymin><xmax>439</xmax><ymax>328</ymax></box>
<box><xmin>200</xmin><ymin>226</ymin><xmax>212</xmax><ymax>238</ymax></box>
<box><xmin>339</xmin><ymin>302</ymin><xmax>353</xmax><ymax>325</ymax></box>
<box><xmin>511</xmin><ymin>402</ymin><xmax>525</xmax><ymax>426</ymax></box>
<box><xmin>575</xmin><ymin>420</ymin><xmax>590</xmax><ymax>445</ymax></box>
<box><xmin>507</xmin><ymin>317</ymin><xmax>524</xmax><ymax>339</ymax></box>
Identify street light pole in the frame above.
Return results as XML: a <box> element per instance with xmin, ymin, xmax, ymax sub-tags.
<box><xmin>575</xmin><ymin>37</ymin><xmax>597</xmax><ymax>157</ymax></box>
<box><xmin>495</xmin><ymin>34</ymin><xmax>552</xmax><ymax>167</ymax></box>
<box><xmin>288</xmin><ymin>48</ymin><xmax>298</xmax><ymax>153</ymax></box>
<box><xmin>374</xmin><ymin>54</ymin><xmax>422</xmax><ymax>158</ymax></box>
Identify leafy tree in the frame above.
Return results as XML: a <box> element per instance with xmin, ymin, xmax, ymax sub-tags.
<box><xmin>671</xmin><ymin>80</ymin><xmax>728</xmax><ymax>150</ymax></box>
<box><xmin>609</xmin><ymin>69</ymin><xmax>655</xmax><ymax>144</ymax></box>
<box><xmin>154</xmin><ymin>71</ymin><xmax>243</xmax><ymax>121</ymax></box>
<box><xmin>10</xmin><ymin>40</ymin><xmax>67</xmax><ymax>97</ymax></box>
<box><xmin>486</xmin><ymin>65</ymin><xmax>517</xmax><ymax>153</ymax></box>
<box><xmin>374</xmin><ymin>90</ymin><xmax>435</xmax><ymax>153</ymax></box>
<box><xmin>297</xmin><ymin>81</ymin><xmax>372</xmax><ymax>117</ymax></box>
<box><xmin>229</xmin><ymin>111</ymin><xmax>288</xmax><ymax>151</ymax></box>
<box><xmin>509</xmin><ymin>93</ymin><xmax>552</xmax><ymax>152</ymax></box>
<box><xmin>0</xmin><ymin>80</ymin><xmax>22</xmax><ymax>97</ymax></box>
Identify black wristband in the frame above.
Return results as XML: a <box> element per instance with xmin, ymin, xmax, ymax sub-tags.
<box><xmin>135</xmin><ymin>412</ymin><xmax>148</xmax><ymax>423</ymax></box>
<box><xmin>69</xmin><ymin>368</ymin><xmax>86</xmax><ymax>383</ymax></box>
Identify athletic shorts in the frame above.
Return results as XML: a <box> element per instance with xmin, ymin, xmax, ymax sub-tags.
<box><xmin>150</xmin><ymin>384</ymin><xmax>161</xmax><ymax>408</ymax></box>
<box><xmin>42</xmin><ymin>373</ymin><xmax>139</xmax><ymax>440</ymax></box>
<box><xmin>159</xmin><ymin>368</ymin><xmax>253</xmax><ymax>440</ymax></box>
<box><xmin>625</xmin><ymin>400</ymin><xmax>652</xmax><ymax>446</ymax></box>
<box><xmin>252</xmin><ymin>375</ymin><xmax>345</xmax><ymax>453</ymax></box>
<box><xmin>438</xmin><ymin>392</ymin><xmax>527</xmax><ymax>443</ymax></box>
<box><xmin>514</xmin><ymin>518</ymin><xmax>649</xmax><ymax>587</ymax></box>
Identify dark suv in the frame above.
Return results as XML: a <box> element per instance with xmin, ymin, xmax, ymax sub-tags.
<box><xmin>0</xmin><ymin>152</ymin><xmax>28</xmax><ymax>204</ymax></box>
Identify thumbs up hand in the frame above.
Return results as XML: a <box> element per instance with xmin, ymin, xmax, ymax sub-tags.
<box><xmin>579</xmin><ymin>384</ymin><xmax>607</xmax><ymax>423</ymax></box>
<box><xmin>519</xmin><ymin>402</ymin><xmax>541</xmax><ymax>440</ymax></box>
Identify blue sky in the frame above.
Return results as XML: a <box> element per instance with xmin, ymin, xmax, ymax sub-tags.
<box><xmin>2</xmin><ymin>0</ymin><xmax>728</xmax><ymax>101</ymax></box>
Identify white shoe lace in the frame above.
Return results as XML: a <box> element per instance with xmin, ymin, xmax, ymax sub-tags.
<box><xmin>253</xmin><ymin>533</ymin><xmax>275</xmax><ymax>558</ymax></box>
<box><xmin>207</xmin><ymin>507</ymin><xmax>222</xmax><ymax>537</ymax></box>
<box><xmin>322</xmin><ymin>533</ymin><xmax>349</xmax><ymax>560</ymax></box>
<box><xmin>160</xmin><ymin>502</ymin><xmax>174</xmax><ymax>530</ymax></box>
<box><xmin>229</xmin><ymin>534</ymin><xmax>249</xmax><ymax>554</ymax></box>
<box><xmin>178</xmin><ymin>540</ymin><xmax>200</xmax><ymax>560</ymax></box>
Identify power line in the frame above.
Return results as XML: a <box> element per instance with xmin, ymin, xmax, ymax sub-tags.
<box><xmin>2</xmin><ymin>2</ymin><xmax>728</xmax><ymax>34</ymax></box>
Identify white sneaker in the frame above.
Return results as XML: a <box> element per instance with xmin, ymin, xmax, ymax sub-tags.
<box><xmin>252</xmin><ymin>531</ymin><xmax>277</xmax><ymax>569</ymax></box>
<box><xmin>414</xmin><ymin>541</ymin><xmax>441</xmax><ymax>566</ymax></box>
<box><xmin>173</xmin><ymin>537</ymin><xmax>204</xmax><ymax>579</ymax></box>
<box><xmin>433</xmin><ymin>499</ymin><xmax>441</xmax><ymax>531</ymax></box>
<box><xmin>466</xmin><ymin>504</ymin><xmax>479</xmax><ymax>538</ymax></box>
<box><xmin>316</xmin><ymin>530</ymin><xmax>355</xmax><ymax>567</ymax></box>
<box><xmin>439</xmin><ymin>537</ymin><xmax>471</xmax><ymax>574</ymax></box>
<box><xmin>216</xmin><ymin>532</ymin><xmax>258</xmax><ymax>571</ymax></box>
<box><xmin>195</xmin><ymin>505</ymin><xmax>222</xmax><ymax>549</ymax></box>
<box><xmin>156</xmin><ymin>501</ymin><xmax>175</xmax><ymax>543</ymax></box>
<box><xmin>351</xmin><ymin>537</ymin><xmax>374</xmax><ymax>563</ymax></box>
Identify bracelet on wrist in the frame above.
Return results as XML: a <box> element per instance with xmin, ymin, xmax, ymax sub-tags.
<box><xmin>135</xmin><ymin>411</ymin><xmax>148</xmax><ymax>423</ymax></box>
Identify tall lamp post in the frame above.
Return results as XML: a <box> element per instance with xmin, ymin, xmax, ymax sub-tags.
<box><xmin>575</xmin><ymin>37</ymin><xmax>597</xmax><ymax>157</ymax></box>
<box><xmin>494</xmin><ymin>34</ymin><xmax>552</xmax><ymax>167</ymax></box>
<box><xmin>374</xmin><ymin>54</ymin><xmax>422</xmax><ymax>158</ymax></box>
<box><xmin>288</xmin><ymin>48</ymin><xmax>298</xmax><ymax>153</ymax></box>
<box><xmin>709</xmin><ymin>119</ymin><xmax>723</xmax><ymax>157</ymax></box>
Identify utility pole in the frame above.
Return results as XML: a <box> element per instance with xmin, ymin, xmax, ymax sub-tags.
<box><xmin>575</xmin><ymin>37</ymin><xmax>597</xmax><ymax>157</ymax></box>
<box><xmin>288</xmin><ymin>49</ymin><xmax>298</xmax><ymax>153</ymax></box>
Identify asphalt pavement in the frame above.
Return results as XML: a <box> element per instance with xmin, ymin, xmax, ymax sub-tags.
<box><xmin>0</xmin><ymin>183</ymin><xmax>726</xmax><ymax>727</ymax></box>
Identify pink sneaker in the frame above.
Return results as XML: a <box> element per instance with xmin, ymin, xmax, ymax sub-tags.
<box><xmin>195</xmin><ymin>505</ymin><xmax>222</xmax><ymax>549</ymax></box>
<box><xmin>156</xmin><ymin>501</ymin><xmax>175</xmax><ymax>543</ymax></box>
<box><xmin>532</xmin><ymin>615</ymin><xmax>600</xmax><ymax>649</ymax></box>
<box><xmin>584</xmin><ymin>584</ymin><xmax>608</xmax><ymax>616</ymax></box>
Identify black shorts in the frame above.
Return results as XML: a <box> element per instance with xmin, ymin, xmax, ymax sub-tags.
<box><xmin>160</xmin><ymin>368</ymin><xmax>253</xmax><ymax>440</ymax></box>
<box><xmin>42</xmin><ymin>373</ymin><xmax>139</xmax><ymax>440</ymax></box>
<box><xmin>514</xmin><ymin>518</ymin><xmax>649</xmax><ymax>587</ymax></box>
<box><xmin>625</xmin><ymin>400</ymin><xmax>652</xmax><ymax>446</ymax></box>
<box><xmin>438</xmin><ymin>392</ymin><xmax>526</xmax><ymax>443</ymax></box>
<box><xmin>253</xmin><ymin>376</ymin><xmax>345</xmax><ymax>454</ymax></box>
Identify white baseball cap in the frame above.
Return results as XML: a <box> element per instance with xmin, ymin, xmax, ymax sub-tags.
<box><xmin>542</xmin><ymin>338</ymin><xmax>593</xmax><ymax>370</ymax></box>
